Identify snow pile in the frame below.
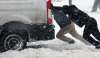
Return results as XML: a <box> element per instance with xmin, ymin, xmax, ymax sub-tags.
<box><xmin>0</xmin><ymin>39</ymin><xmax>98</xmax><ymax>58</ymax></box>
<box><xmin>0</xmin><ymin>44</ymin><xmax>99</xmax><ymax>58</ymax></box>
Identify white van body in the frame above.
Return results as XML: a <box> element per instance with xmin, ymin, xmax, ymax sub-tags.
<box><xmin>0</xmin><ymin>0</ymin><xmax>55</xmax><ymax>52</ymax></box>
<box><xmin>0</xmin><ymin>0</ymin><xmax>48</xmax><ymax>25</ymax></box>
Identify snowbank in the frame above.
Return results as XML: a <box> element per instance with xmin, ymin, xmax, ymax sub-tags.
<box><xmin>0</xmin><ymin>39</ymin><xmax>99</xmax><ymax>58</ymax></box>
<box><xmin>0</xmin><ymin>45</ymin><xmax>99</xmax><ymax>58</ymax></box>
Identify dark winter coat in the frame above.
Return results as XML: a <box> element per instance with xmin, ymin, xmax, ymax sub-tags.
<box><xmin>66</xmin><ymin>5</ymin><xmax>90</xmax><ymax>27</ymax></box>
<box><xmin>52</xmin><ymin>6</ymin><xmax>71</xmax><ymax>28</ymax></box>
<box><xmin>62</xmin><ymin>5</ymin><xmax>98</xmax><ymax>28</ymax></box>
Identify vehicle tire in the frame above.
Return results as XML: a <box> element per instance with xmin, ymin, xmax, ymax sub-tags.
<box><xmin>0</xmin><ymin>32</ymin><xmax>27</xmax><ymax>52</ymax></box>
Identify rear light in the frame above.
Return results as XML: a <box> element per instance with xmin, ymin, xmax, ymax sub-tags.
<box><xmin>48</xmin><ymin>18</ymin><xmax>52</xmax><ymax>25</ymax></box>
<box><xmin>47</xmin><ymin>0</ymin><xmax>52</xmax><ymax>9</ymax></box>
<box><xmin>47</xmin><ymin>0</ymin><xmax>53</xmax><ymax>25</ymax></box>
<box><xmin>48</xmin><ymin>18</ymin><xmax>55</xmax><ymax>29</ymax></box>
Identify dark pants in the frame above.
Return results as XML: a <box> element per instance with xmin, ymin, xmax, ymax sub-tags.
<box><xmin>83</xmin><ymin>18</ymin><xmax>100</xmax><ymax>46</ymax></box>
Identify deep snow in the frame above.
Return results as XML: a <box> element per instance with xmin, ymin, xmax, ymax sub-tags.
<box><xmin>1</xmin><ymin>0</ymin><xmax>100</xmax><ymax>58</ymax></box>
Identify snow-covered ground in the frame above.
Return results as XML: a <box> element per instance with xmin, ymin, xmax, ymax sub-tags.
<box><xmin>1</xmin><ymin>0</ymin><xmax>100</xmax><ymax>58</ymax></box>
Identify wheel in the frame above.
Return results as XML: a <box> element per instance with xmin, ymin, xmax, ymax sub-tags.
<box><xmin>0</xmin><ymin>32</ymin><xmax>26</xmax><ymax>52</ymax></box>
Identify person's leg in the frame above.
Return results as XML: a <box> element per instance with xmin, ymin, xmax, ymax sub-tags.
<box><xmin>89</xmin><ymin>26</ymin><xmax>100</xmax><ymax>48</ymax></box>
<box><xmin>91</xmin><ymin>26</ymin><xmax>100</xmax><ymax>41</ymax></box>
<box><xmin>69</xmin><ymin>23</ymin><xmax>91</xmax><ymax>45</ymax></box>
<box><xmin>56</xmin><ymin>23</ymin><xmax>75</xmax><ymax>44</ymax></box>
<box><xmin>83</xmin><ymin>26</ymin><xmax>100</xmax><ymax>46</ymax></box>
